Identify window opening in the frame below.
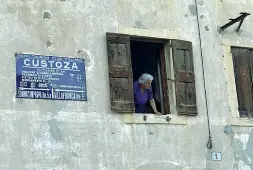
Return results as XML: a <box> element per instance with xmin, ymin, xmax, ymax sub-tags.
<box><xmin>130</xmin><ymin>41</ymin><xmax>165</xmax><ymax>114</ymax></box>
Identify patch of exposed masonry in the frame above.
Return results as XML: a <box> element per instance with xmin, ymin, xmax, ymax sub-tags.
<box><xmin>77</xmin><ymin>49</ymin><xmax>92</xmax><ymax>67</ymax></box>
<box><xmin>198</xmin><ymin>1</ymin><xmax>204</xmax><ymax>6</ymax></box>
<box><xmin>43</xmin><ymin>12</ymin><xmax>51</xmax><ymax>19</ymax></box>
<box><xmin>205</xmin><ymin>26</ymin><xmax>209</xmax><ymax>31</ymax></box>
<box><xmin>225</xmin><ymin>126</ymin><xmax>253</xmax><ymax>169</ymax></box>
<box><xmin>188</xmin><ymin>5</ymin><xmax>197</xmax><ymax>16</ymax></box>
<box><xmin>48</xmin><ymin>119</ymin><xmax>64</xmax><ymax>141</ymax></box>
<box><xmin>224</xmin><ymin>125</ymin><xmax>233</xmax><ymax>135</ymax></box>
<box><xmin>134</xmin><ymin>21</ymin><xmax>147</xmax><ymax>29</ymax></box>
<box><xmin>46</xmin><ymin>40</ymin><xmax>52</xmax><ymax>47</ymax></box>
<box><xmin>71</xmin><ymin>151</ymin><xmax>78</xmax><ymax>157</ymax></box>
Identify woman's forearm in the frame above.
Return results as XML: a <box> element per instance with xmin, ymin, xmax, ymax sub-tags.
<box><xmin>149</xmin><ymin>99</ymin><xmax>158</xmax><ymax>113</ymax></box>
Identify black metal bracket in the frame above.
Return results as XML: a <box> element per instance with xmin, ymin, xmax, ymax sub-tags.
<box><xmin>219</xmin><ymin>12</ymin><xmax>250</xmax><ymax>32</ymax></box>
<box><xmin>143</xmin><ymin>115</ymin><xmax>147</xmax><ymax>121</ymax></box>
<box><xmin>165</xmin><ymin>116</ymin><xmax>171</xmax><ymax>122</ymax></box>
<box><xmin>143</xmin><ymin>114</ymin><xmax>171</xmax><ymax>123</ymax></box>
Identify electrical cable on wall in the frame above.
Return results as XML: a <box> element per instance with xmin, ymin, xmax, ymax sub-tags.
<box><xmin>194</xmin><ymin>0</ymin><xmax>213</xmax><ymax>149</ymax></box>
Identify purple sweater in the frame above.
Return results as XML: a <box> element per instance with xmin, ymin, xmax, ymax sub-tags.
<box><xmin>133</xmin><ymin>81</ymin><xmax>154</xmax><ymax>113</ymax></box>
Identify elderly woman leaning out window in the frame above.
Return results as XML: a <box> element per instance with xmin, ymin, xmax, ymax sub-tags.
<box><xmin>133</xmin><ymin>73</ymin><xmax>161</xmax><ymax>115</ymax></box>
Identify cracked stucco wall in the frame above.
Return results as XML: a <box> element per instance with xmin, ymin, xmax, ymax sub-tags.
<box><xmin>0</xmin><ymin>0</ymin><xmax>253</xmax><ymax>170</ymax></box>
<box><xmin>224</xmin><ymin>126</ymin><xmax>253</xmax><ymax>170</ymax></box>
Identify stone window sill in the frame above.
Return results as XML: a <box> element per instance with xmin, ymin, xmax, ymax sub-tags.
<box><xmin>230</xmin><ymin>117</ymin><xmax>253</xmax><ymax>127</ymax></box>
<box><xmin>122</xmin><ymin>113</ymin><xmax>186</xmax><ymax>125</ymax></box>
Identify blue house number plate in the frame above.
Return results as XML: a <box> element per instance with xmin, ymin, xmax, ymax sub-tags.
<box><xmin>16</xmin><ymin>53</ymin><xmax>87</xmax><ymax>101</ymax></box>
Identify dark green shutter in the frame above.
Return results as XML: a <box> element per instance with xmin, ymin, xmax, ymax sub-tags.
<box><xmin>106</xmin><ymin>33</ymin><xmax>135</xmax><ymax>113</ymax></box>
<box><xmin>171</xmin><ymin>40</ymin><xmax>197</xmax><ymax>115</ymax></box>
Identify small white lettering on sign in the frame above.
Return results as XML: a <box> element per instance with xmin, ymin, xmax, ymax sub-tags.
<box><xmin>23</xmin><ymin>59</ymin><xmax>79</xmax><ymax>70</ymax></box>
<box><xmin>52</xmin><ymin>92</ymin><xmax>82</xmax><ymax>100</ymax></box>
<box><xmin>17</xmin><ymin>91</ymin><xmax>51</xmax><ymax>99</ymax></box>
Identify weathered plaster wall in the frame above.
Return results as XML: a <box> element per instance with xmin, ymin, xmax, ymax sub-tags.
<box><xmin>197</xmin><ymin>0</ymin><xmax>253</xmax><ymax>169</ymax></box>
<box><xmin>0</xmin><ymin>0</ymin><xmax>252</xmax><ymax>169</ymax></box>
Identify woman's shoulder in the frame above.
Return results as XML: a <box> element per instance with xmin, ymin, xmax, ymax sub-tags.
<box><xmin>133</xmin><ymin>81</ymin><xmax>138</xmax><ymax>85</ymax></box>
<box><xmin>133</xmin><ymin>81</ymin><xmax>139</xmax><ymax>89</ymax></box>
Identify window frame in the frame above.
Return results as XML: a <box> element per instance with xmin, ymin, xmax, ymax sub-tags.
<box><xmin>222</xmin><ymin>38</ymin><xmax>253</xmax><ymax>127</ymax></box>
<box><xmin>106</xmin><ymin>31</ymin><xmax>196</xmax><ymax>124</ymax></box>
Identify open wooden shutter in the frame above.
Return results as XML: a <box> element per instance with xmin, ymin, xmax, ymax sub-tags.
<box><xmin>231</xmin><ymin>48</ymin><xmax>253</xmax><ymax>118</ymax></box>
<box><xmin>171</xmin><ymin>40</ymin><xmax>197</xmax><ymax>115</ymax></box>
<box><xmin>160</xmin><ymin>48</ymin><xmax>170</xmax><ymax>114</ymax></box>
<box><xmin>106</xmin><ymin>33</ymin><xmax>135</xmax><ymax>113</ymax></box>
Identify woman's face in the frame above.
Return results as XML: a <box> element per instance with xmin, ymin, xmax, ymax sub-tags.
<box><xmin>142</xmin><ymin>80</ymin><xmax>152</xmax><ymax>89</ymax></box>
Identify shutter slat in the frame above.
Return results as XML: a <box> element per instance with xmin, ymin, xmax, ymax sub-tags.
<box><xmin>172</xmin><ymin>40</ymin><xmax>197</xmax><ymax>116</ymax></box>
<box><xmin>176</xmin><ymin>72</ymin><xmax>194</xmax><ymax>83</ymax></box>
<box><xmin>177</xmin><ymin>82</ymin><xmax>186</xmax><ymax>105</ymax></box>
<box><xmin>185</xmin><ymin>83</ymin><xmax>196</xmax><ymax>105</ymax></box>
<box><xmin>177</xmin><ymin>105</ymin><xmax>197</xmax><ymax>115</ymax></box>
<box><xmin>107</xmin><ymin>33</ymin><xmax>135</xmax><ymax>113</ymax></box>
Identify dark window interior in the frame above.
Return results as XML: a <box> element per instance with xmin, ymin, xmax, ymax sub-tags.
<box><xmin>130</xmin><ymin>41</ymin><xmax>165</xmax><ymax>114</ymax></box>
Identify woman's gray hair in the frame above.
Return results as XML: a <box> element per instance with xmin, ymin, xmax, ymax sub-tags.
<box><xmin>138</xmin><ymin>73</ymin><xmax>153</xmax><ymax>84</ymax></box>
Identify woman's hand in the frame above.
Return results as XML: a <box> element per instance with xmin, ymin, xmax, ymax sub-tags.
<box><xmin>149</xmin><ymin>99</ymin><xmax>161</xmax><ymax>115</ymax></box>
<box><xmin>155</xmin><ymin>111</ymin><xmax>162</xmax><ymax>115</ymax></box>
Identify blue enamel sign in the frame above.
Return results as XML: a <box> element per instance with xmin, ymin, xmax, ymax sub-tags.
<box><xmin>16</xmin><ymin>53</ymin><xmax>87</xmax><ymax>101</ymax></box>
